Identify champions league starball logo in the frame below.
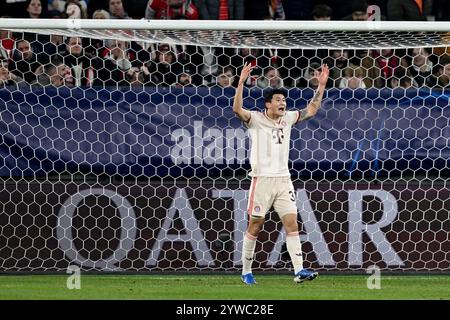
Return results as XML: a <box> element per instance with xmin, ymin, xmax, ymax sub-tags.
<box><xmin>254</xmin><ymin>206</ymin><xmax>261</xmax><ymax>213</ymax></box>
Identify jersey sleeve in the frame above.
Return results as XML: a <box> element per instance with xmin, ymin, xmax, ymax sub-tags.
<box><xmin>286</xmin><ymin>110</ymin><xmax>300</xmax><ymax>126</ymax></box>
<box><xmin>244</xmin><ymin>111</ymin><xmax>260</xmax><ymax>128</ymax></box>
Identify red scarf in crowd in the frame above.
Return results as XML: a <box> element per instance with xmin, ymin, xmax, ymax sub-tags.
<box><xmin>218</xmin><ymin>0</ymin><xmax>229</xmax><ymax>20</ymax></box>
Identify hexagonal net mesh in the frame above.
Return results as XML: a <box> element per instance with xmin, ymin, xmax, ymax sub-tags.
<box><xmin>0</xmin><ymin>20</ymin><xmax>449</xmax><ymax>274</ymax></box>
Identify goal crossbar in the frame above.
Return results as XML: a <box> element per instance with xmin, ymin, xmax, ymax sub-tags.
<box><xmin>0</xmin><ymin>19</ymin><xmax>449</xmax><ymax>32</ymax></box>
<box><xmin>1</xmin><ymin>18</ymin><xmax>450</xmax><ymax>49</ymax></box>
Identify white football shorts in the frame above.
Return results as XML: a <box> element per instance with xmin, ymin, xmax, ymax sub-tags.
<box><xmin>247</xmin><ymin>176</ymin><xmax>297</xmax><ymax>219</ymax></box>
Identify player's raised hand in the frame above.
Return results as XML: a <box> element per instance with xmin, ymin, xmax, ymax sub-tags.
<box><xmin>238</xmin><ymin>62</ymin><xmax>255</xmax><ymax>84</ymax></box>
<box><xmin>314</xmin><ymin>64</ymin><xmax>330</xmax><ymax>87</ymax></box>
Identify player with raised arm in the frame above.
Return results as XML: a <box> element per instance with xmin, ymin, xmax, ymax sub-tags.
<box><xmin>233</xmin><ymin>62</ymin><xmax>330</xmax><ymax>285</ymax></box>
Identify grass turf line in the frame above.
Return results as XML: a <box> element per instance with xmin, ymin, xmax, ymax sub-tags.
<box><xmin>0</xmin><ymin>275</ymin><xmax>449</xmax><ymax>300</ymax></box>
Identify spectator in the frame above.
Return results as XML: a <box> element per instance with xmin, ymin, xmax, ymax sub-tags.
<box><xmin>427</xmin><ymin>55</ymin><xmax>450</xmax><ymax>89</ymax></box>
<box><xmin>215</xmin><ymin>66</ymin><xmax>235</xmax><ymax>87</ymax></box>
<box><xmin>312</xmin><ymin>4</ymin><xmax>333</xmax><ymax>20</ymax></box>
<box><xmin>342</xmin><ymin>0</ymin><xmax>369</xmax><ymax>21</ymax></box>
<box><xmin>389</xmin><ymin>66</ymin><xmax>415</xmax><ymax>89</ymax></box>
<box><xmin>433</xmin><ymin>45</ymin><xmax>450</xmax><ymax>60</ymax></box>
<box><xmin>0</xmin><ymin>59</ymin><xmax>24</xmax><ymax>86</ymax></box>
<box><xmin>148</xmin><ymin>43</ymin><xmax>183</xmax><ymax>85</ymax></box>
<box><xmin>230</xmin><ymin>36</ymin><xmax>271</xmax><ymax>87</ymax></box>
<box><xmin>62</xmin><ymin>37</ymin><xmax>95</xmax><ymax>87</ymax></box>
<box><xmin>125</xmin><ymin>66</ymin><xmax>145</xmax><ymax>87</ymax></box>
<box><xmin>123</xmin><ymin>61</ymin><xmax>158</xmax><ymax>87</ymax></box>
<box><xmin>176</xmin><ymin>31</ymin><xmax>232</xmax><ymax>86</ymax></box>
<box><xmin>14</xmin><ymin>31</ymin><xmax>65</xmax><ymax>65</ymax></box>
<box><xmin>276</xmin><ymin>47</ymin><xmax>313</xmax><ymax>87</ymax></box>
<box><xmin>102</xmin><ymin>39</ymin><xmax>133</xmax><ymax>70</ymax></box>
<box><xmin>94</xmin><ymin>40</ymin><xmax>133</xmax><ymax>87</ymax></box>
<box><xmin>35</xmin><ymin>59</ymin><xmax>72</xmax><ymax>87</ymax></box>
<box><xmin>99</xmin><ymin>39</ymin><xmax>148</xmax><ymax>70</ymax></box>
<box><xmin>89</xmin><ymin>10</ymin><xmax>110</xmax><ymax>54</ymax></box>
<box><xmin>64</xmin><ymin>0</ymin><xmax>88</xmax><ymax>19</ymax></box>
<box><xmin>87</xmin><ymin>0</ymin><xmax>109</xmax><ymax>18</ymax></box>
<box><xmin>169</xmin><ymin>31</ymin><xmax>236</xmax><ymax>86</ymax></box>
<box><xmin>326</xmin><ymin>49</ymin><xmax>351</xmax><ymax>87</ymax></box>
<box><xmin>48</xmin><ymin>0</ymin><xmax>64</xmax><ymax>13</ymax></box>
<box><xmin>387</xmin><ymin>0</ymin><xmax>431</xmax><ymax>21</ymax></box>
<box><xmin>145</xmin><ymin>0</ymin><xmax>199</xmax><ymax>20</ymax></box>
<box><xmin>193</xmin><ymin>0</ymin><xmax>244</xmax><ymax>20</ymax></box>
<box><xmin>354</xmin><ymin>49</ymin><xmax>381</xmax><ymax>88</ymax></box>
<box><xmin>26</xmin><ymin>0</ymin><xmax>44</xmax><ymax>18</ymax></box>
<box><xmin>109</xmin><ymin>0</ymin><xmax>130</xmax><ymax>19</ymax></box>
<box><xmin>257</xmin><ymin>66</ymin><xmax>284</xmax><ymax>89</ymax></box>
<box><xmin>174</xmin><ymin>72</ymin><xmax>193</xmax><ymax>87</ymax></box>
<box><xmin>187</xmin><ymin>45</ymin><xmax>219</xmax><ymax>85</ymax></box>
<box><xmin>56</xmin><ymin>59</ymin><xmax>74</xmax><ymax>87</ymax></box>
<box><xmin>48</xmin><ymin>0</ymin><xmax>88</xmax><ymax>16</ymax></box>
<box><xmin>9</xmin><ymin>38</ymin><xmax>42</xmax><ymax>83</ymax></box>
<box><xmin>296</xmin><ymin>62</ymin><xmax>322</xmax><ymax>89</ymax></box>
<box><xmin>92</xmin><ymin>9</ymin><xmax>110</xmax><ymax>19</ymax></box>
<box><xmin>39</xmin><ymin>34</ymin><xmax>65</xmax><ymax>61</ymax></box>
<box><xmin>0</xmin><ymin>47</ymin><xmax>8</xmax><ymax>61</ymax></box>
<box><xmin>370</xmin><ymin>49</ymin><xmax>409</xmax><ymax>88</ymax></box>
<box><xmin>7</xmin><ymin>0</ymin><xmax>49</xmax><ymax>18</ymax></box>
<box><xmin>0</xmin><ymin>22</ymin><xmax>15</xmax><ymax>55</ymax></box>
<box><xmin>408</xmin><ymin>47</ymin><xmax>433</xmax><ymax>87</ymax></box>
<box><xmin>269</xmin><ymin>0</ymin><xmax>285</xmax><ymax>20</ymax></box>
<box><xmin>338</xmin><ymin>66</ymin><xmax>366</xmax><ymax>89</ymax></box>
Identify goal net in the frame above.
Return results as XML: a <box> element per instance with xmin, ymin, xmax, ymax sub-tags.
<box><xmin>0</xmin><ymin>19</ymin><xmax>449</xmax><ymax>273</ymax></box>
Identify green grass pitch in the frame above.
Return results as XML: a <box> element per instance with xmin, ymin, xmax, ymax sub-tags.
<box><xmin>0</xmin><ymin>274</ymin><xmax>449</xmax><ymax>300</ymax></box>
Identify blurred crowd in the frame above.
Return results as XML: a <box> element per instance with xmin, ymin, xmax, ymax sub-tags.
<box><xmin>1</xmin><ymin>0</ymin><xmax>449</xmax><ymax>21</ymax></box>
<box><xmin>0</xmin><ymin>0</ymin><xmax>449</xmax><ymax>90</ymax></box>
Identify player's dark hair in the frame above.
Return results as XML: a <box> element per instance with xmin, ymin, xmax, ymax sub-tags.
<box><xmin>264</xmin><ymin>88</ymin><xmax>287</xmax><ymax>103</ymax></box>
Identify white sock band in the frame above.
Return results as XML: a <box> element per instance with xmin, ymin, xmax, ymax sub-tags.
<box><xmin>286</xmin><ymin>232</ymin><xmax>304</xmax><ymax>274</ymax></box>
<box><xmin>241</xmin><ymin>232</ymin><xmax>257</xmax><ymax>275</ymax></box>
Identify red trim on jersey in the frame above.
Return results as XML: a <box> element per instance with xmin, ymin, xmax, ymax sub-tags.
<box><xmin>263</xmin><ymin>109</ymin><xmax>282</xmax><ymax>125</ymax></box>
<box><xmin>247</xmin><ymin>177</ymin><xmax>258</xmax><ymax>216</ymax></box>
<box><xmin>244</xmin><ymin>112</ymin><xmax>252</xmax><ymax>127</ymax></box>
<box><xmin>296</xmin><ymin>110</ymin><xmax>301</xmax><ymax>124</ymax></box>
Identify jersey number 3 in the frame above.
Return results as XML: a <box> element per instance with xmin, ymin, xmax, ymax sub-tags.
<box><xmin>272</xmin><ymin>128</ymin><xmax>285</xmax><ymax>144</ymax></box>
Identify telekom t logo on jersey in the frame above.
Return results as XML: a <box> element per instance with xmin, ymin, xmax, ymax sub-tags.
<box><xmin>272</xmin><ymin>128</ymin><xmax>285</xmax><ymax>144</ymax></box>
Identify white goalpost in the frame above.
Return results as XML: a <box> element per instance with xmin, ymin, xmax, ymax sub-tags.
<box><xmin>0</xmin><ymin>19</ymin><xmax>449</xmax><ymax>273</ymax></box>
<box><xmin>1</xmin><ymin>19</ymin><xmax>450</xmax><ymax>49</ymax></box>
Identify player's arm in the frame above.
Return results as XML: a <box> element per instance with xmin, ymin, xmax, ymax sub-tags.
<box><xmin>298</xmin><ymin>64</ymin><xmax>330</xmax><ymax>122</ymax></box>
<box><xmin>232</xmin><ymin>63</ymin><xmax>254</xmax><ymax>123</ymax></box>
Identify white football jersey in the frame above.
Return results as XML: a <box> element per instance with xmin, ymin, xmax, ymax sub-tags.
<box><xmin>246</xmin><ymin>110</ymin><xmax>300</xmax><ymax>177</ymax></box>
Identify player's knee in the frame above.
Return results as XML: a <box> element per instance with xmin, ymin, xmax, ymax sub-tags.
<box><xmin>248</xmin><ymin>216</ymin><xmax>264</xmax><ymax>233</ymax></box>
<box><xmin>281</xmin><ymin>213</ymin><xmax>299</xmax><ymax>232</ymax></box>
<box><xmin>250</xmin><ymin>215</ymin><xmax>265</xmax><ymax>224</ymax></box>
